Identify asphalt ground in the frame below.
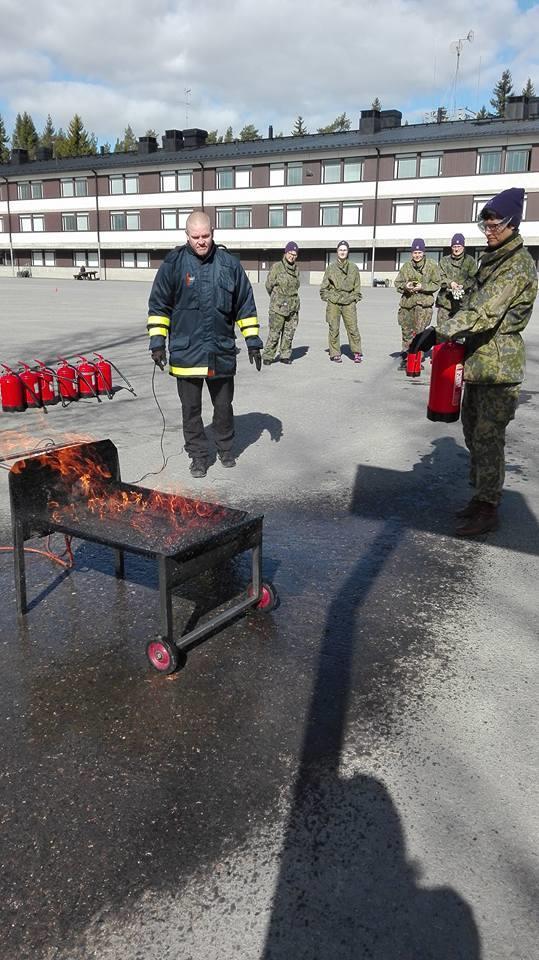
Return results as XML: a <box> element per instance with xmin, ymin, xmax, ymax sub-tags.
<box><xmin>0</xmin><ymin>276</ymin><xmax>537</xmax><ymax>960</ymax></box>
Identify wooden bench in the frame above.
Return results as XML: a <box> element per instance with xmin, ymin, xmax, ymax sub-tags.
<box><xmin>74</xmin><ymin>271</ymin><xmax>98</xmax><ymax>280</ymax></box>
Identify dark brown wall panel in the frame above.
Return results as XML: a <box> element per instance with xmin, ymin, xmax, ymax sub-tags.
<box><xmin>56</xmin><ymin>255</ymin><xmax>73</xmax><ymax>267</ymax></box>
<box><xmin>43</xmin><ymin>180</ymin><xmax>58</xmax><ymax>199</ymax></box>
<box><xmin>252</xmin><ymin>204</ymin><xmax>267</xmax><ymax>229</ymax></box>
<box><xmin>525</xmin><ymin>191</ymin><xmax>539</xmax><ymax>220</ymax></box>
<box><xmin>46</xmin><ymin>212</ymin><xmax>62</xmax><ymax>232</ymax></box>
<box><xmin>303</xmin><ymin>159</ymin><xmax>320</xmax><ymax>184</ymax></box>
<box><xmin>302</xmin><ymin>202</ymin><xmax>319</xmax><ymax>228</ymax></box>
<box><xmin>374</xmin><ymin>249</ymin><xmax>397</xmax><ymax>270</ymax></box>
<box><xmin>438</xmin><ymin>195</ymin><xmax>471</xmax><ymax>224</ymax></box>
<box><xmin>140</xmin><ymin>172</ymin><xmax>159</xmax><ymax>194</ymax></box>
<box><xmin>204</xmin><ymin>204</ymin><xmax>216</xmax><ymax>227</ymax></box>
<box><xmin>375</xmin><ymin>198</ymin><xmax>393</xmax><ymax>226</ymax></box>
<box><xmin>443</xmin><ymin>149</ymin><xmax>476</xmax><ymax>177</ymax></box>
<box><xmin>141</xmin><ymin>208</ymin><xmax>161</xmax><ymax>230</ymax></box>
<box><xmin>204</xmin><ymin>169</ymin><xmax>216</xmax><ymax>190</ymax></box>
<box><xmin>253</xmin><ymin>165</ymin><xmax>268</xmax><ymax>188</ymax></box>
<box><xmin>378</xmin><ymin>156</ymin><xmax>395</xmax><ymax>181</ymax></box>
<box><xmin>362</xmin><ymin>199</ymin><xmax>375</xmax><ymax>225</ymax></box>
<box><xmin>530</xmin><ymin>146</ymin><xmax>539</xmax><ymax>172</ymax></box>
<box><xmin>363</xmin><ymin>157</ymin><xmax>378</xmax><ymax>182</ymax></box>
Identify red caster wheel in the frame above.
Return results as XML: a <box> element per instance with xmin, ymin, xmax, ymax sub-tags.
<box><xmin>146</xmin><ymin>637</ymin><xmax>180</xmax><ymax>675</ymax></box>
<box><xmin>249</xmin><ymin>582</ymin><xmax>278</xmax><ymax>611</ymax></box>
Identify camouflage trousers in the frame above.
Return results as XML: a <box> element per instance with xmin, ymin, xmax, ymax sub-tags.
<box><xmin>436</xmin><ymin>306</ymin><xmax>452</xmax><ymax>326</ymax></box>
<box><xmin>326</xmin><ymin>302</ymin><xmax>362</xmax><ymax>357</ymax></box>
<box><xmin>461</xmin><ymin>382</ymin><xmax>520</xmax><ymax>505</ymax></box>
<box><xmin>262</xmin><ymin>310</ymin><xmax>299</xmax><ymax>361</ymax></box>
<box><xmin>398</xmin><ymin>305</ymin><xmax>433</xmax><ymax>351</ymax></box>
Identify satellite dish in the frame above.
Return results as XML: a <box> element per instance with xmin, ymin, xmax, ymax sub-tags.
<box><xmin>467</xmin><ymin>30</ymin><xmax>474</xmax><ymax>42</ymax></box>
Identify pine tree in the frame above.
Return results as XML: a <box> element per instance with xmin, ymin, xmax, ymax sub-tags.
<box><xmin>114</xmin><ymin>124</ymin><xmax>137</xmax><ymax>152</ymax></box>
<box><xmin>522</xmin><ymin>77</ymin><xmax>535</xmax><ymax>98</ymax></box>
<box><xmin>206</xmin><ymin>130</ymin><xmax>223</xmax><ymax>144</ymax></box>
<box><xmin>372</xmin><ymin>97</ymin><xmax>382</xmax><ymax>111</ymax></box>
<box><xmin>317</xmin><ymin>112</ymin><xmax>352</xmax><ymax>134</ymax></box>
<box><xmin>12</xmin><ymin>111</ymin><xmax>39</xmax><ymax>158</ymax></box>
<box><xmin>239</xmin><ymin>123</ymin><xmax>261</xmax><ymax>141</ymax></box>
<box><xmin>0</xmin><ymin>114</ymin><xmax>9</xmax><ymax>162</ymax></box>
<box><xmin>39</xmin><ymin>115</ymin><xmax>55</xmax><ymax>149</ymax></box>
<box><xmin>489</xmin><ymin>69</ymin><xmax>513</xmax><ymax>117</ymax></box>
<box><xmin>292</xmin><ymin>115</ymin><xmax>308</xmax><ymax>136</ymax></box>
<box><xmin>223</xmin><ymin>126</ymin><xmax>234</xmax><ymax>143</ymax></box>
<box><xmin>476</xmin><ymin>105</ymin><xmax>489</xmax><ymax>120</ymax></box>
<box><xmin>145</xmin><ymin>129</ymin><xmax>157</xmax><ymax>139</ymax></box>
<box><xmin>54</xmin><ymin>115</ymin><xmax>95</xmax><ymax>157</ymax></box>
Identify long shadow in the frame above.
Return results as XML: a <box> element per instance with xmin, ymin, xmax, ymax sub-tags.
<box><xmin>262</xmin><ymin>440</ymin><xmax>485</xmax><ymax>958</ymax></box>
<box><xmin>230</xmin><ymin>411</ymin><xmax>283</xmax><ymax>458</ymax></box>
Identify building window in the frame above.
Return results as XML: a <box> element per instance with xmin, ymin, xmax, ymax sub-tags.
<box><xmin>342</xmin><ymin>202</ymin><xmax>363</xmax><ymax>225</ymax></box>
<box><xmin>505</xmin><ymin>147</ymin><xmax>530</xmax><ymax>173</ymax></box>
<box><xmin>235</xmin><ymin>207</ymin><xmax>252</xmax><ymax>228</ymax></box>
<box><xmin>476</xmin><ymin>150</ymin><xmax>502</xmax><ymax>174</ymax></box>
<box><xmin>286</xmin><ymin>204</ymin><xmax>302</xmax><ymax>227</ymax></box>
<box><xmin>270</xmin><ymin>164</ymin><xmax>285</xmax><ymax>187</ymax></box>
<box><xmin>122</xmin><ymin>251</ymin><xmax>150</xmax><ymax>268</ymax></box>
<box><xmin>17</xmin><ymin>181</ymin><xmax>43</xmax><ymax>200</ymax></box>
<box><xmin>397</xmin><ymin>248</ymin><xmax>442</xmax><ymax>269</ymax></box>
<box><xmin>31</xmin><ymin>250</ymin><xmax>55</xmax><ymax>266</ymax></box>
<box><xmin>217</xmin><ymin>168</ymin><xmax>234</xmax><ymax>190</ymax></box>
<box><xmin>0</xmin><ymin>217</ymin><xmax>4</xmax><ymax>232</ymax></box>
<box><xmin>329</xmin><ymin>249</ymin><xmax>368</xmax><ymax>269</ymax></box>
<box><xmin>74</xmin><ymin>251</ymin><xmax>99</xmax><ymax>267</ymax></box>
<box><xmin>269</xmin><ymin>205</ymin><xmax>285</xmax><ymax>227</ymax></box>
<box><xmin>287</xmin><ymin>163</ymin><xmax>303</xmax><ymax>186</ymax></box>
<box><xmin>161</xmin><ymin>208</ymin><xmax>192</xmax><ymax>229</ymax></box>
<box><xmin>62</xmin><ymin>212</ymin><xmax>89</xmax><ymax>231</ymax></box>
<box><xmin>392</xmin><ymin>200</ymin><xmax>414</xmax><ymax>224</ymax></box>
<box><xmin>216</xmin><ymin>207</ymin><xmax>233</xmax><ymax>228</ymax></box>
<box><xmin>419</xmin><ymin>154</ymin><xmax>442</xmax><ymax>177</ymax></box>
<box><xmin>343</xmin><ymin>158</ymin><xmax>363</xmax><ymax>182</ymax></box>
<box><xmin>322</xmin><ymin>161</ymin><xmax>341</xmax><ymax>184</ymax></box>
<box><xmin>160</xmin><ymin>170</ymin><xmax>193</xmax><ymax>191</ymax></box>
<box><xmin>110</xmin><ymin>211</ymin><xmax>140</xmax><ymax>230</ymax></box>
<box><xmin>61</xmin><ymin>178</ymin><xmax>88</xmax><ymax>197</ymax></box>
<box><xmin>416</xmin><ymin>198</ymin><xmax>439</xmax><ymax>223</ymax></box>
<box><xmin>109</xmin><ymin>174</ymin><xmax>139</xmax><ymax>195</ymax></box>
<box><xmin>395</xmin><ymin>154</ymin><xmax>417</xmax><ymax>178</ymax></box>
<box><xmin>425</xmin><ymin>249</ymin><xmax>443</xmax><ymax>264</ymax></box>
<box><xmin>20</xmin><ymin>214</ymin><xmax>44</xmax><ymax>232</ymax></box>
<box><xmin>235</xmin><ymin>167</ymin><xmax>251</xmax><ymax>188</ymax></box>
<box><xmin>472</xmin><ymin>196</ymin><xmax>494</xmax><ymax>221</ymax></box>
<box><xmin>320</xmin><ymin>203</ymin><xmax>339</xmax><ymax>226</ymax></box>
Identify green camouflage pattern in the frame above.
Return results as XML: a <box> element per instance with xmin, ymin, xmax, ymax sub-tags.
<box><xmin>394</xmin><ymin>257</ymin><xmax>440</xmax><ymax>309</ymax></box>
<box><xmin>398</xmin><ymin>304</ymin><xmax>433</xmax><ymax>351</ymax></box>
<box><xmin>325</xmin><ymin>302</ymin><xmax>362</xmax><ymax>356</ymax></box>
<box><xmin>436</xmin><ymin>253</ymin><xmax>477</xmax><ymax>311</ymax></box>
<box><xmin>462</xmin><ymin>383</ymin><xmax>520</xmax><ymax>505</ymax></box>
<box><xmin>320</xmin><ymin>258</ymin><xmax>362</xmax><ymax>306</ymax></box>
<box><xmin>265</xmin><ymin>257</ymin><xmax>300</xmax><ymax>316</ymax></box>
<box><xmin>262</xmin><ymin>309</ymin><xmax>299</xmax><ymax>361</ymax></box>
<box><xmin>437</xmin><ymin>234</ymin><xmax>538</xmax><ymax>384</ymax></box>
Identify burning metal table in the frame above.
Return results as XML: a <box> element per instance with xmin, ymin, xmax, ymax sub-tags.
<box><xmin>9</xmin><ymin>439</ymin><xmax>276</xmax><ymax>674</ymax></box>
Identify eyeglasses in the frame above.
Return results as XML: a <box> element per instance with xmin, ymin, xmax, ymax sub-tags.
<box><xmin>477</xmin><ymin>216</ymin><xmax>511</xmax><ymax>234</ymax></box>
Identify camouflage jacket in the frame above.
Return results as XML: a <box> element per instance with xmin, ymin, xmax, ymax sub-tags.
<box><xmin>394</xmin><ymin>257</ymin><xmax>440</xmax><ymax>309</ymax></box>
<box><xmin>436</xmin><ymin>234</ymin><xmax>538</xmax><ymax>384</ymax></box>
<box><xmin>265</xmin><ymin>257</ymin><xmax>300</xmax><ymax>316</ymax></box>
<box><xmin>320</xmin><ymin>258</ymin><xmax>362</xmax><ymax>306</ymax></box>
<box><xmin>436</xmin><ymin>253</ymin><xmax>477</xmax><ymax>311</ymax></box>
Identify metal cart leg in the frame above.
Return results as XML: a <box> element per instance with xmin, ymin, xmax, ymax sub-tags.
<box><xmin>114</xmin><ymin>548</ymin><xmax>125</xmax><ymax>579</ymax></box>
<box><xmin>158</xmin><ymin>555</ymin><xmax>173</xmax><ymax>641</ymax></box>
<box><xmin>12</xmin><ymin>519</ymin><xmax>27</xmax><ymax>616</ymax></box>
<box><xmin>251</xmin><ymin>541</ymin><xmax>262</xmax><ymax>599</ymax></box>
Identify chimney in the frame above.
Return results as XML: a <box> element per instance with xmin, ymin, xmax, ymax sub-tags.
<box><xmin>359</xmin><ymin>109</ymin><xmax>381</xmax><ymax>134</ymax></box>
<box><xmin>162</xmin><ymin>129</ymin><xmax>184</xmax><ymax>151</ymax></box>
<box><xmin>182</xmin><ymin>128</ymin><xmax>208</xmax><ymax>148</ymax></box>
<box><xmin>138</xmin><ymin>135</ymin><xmax>158</xmax><ymax>154</ymax></box>
<box><xmin>379</xmin><ymin>110</ymin><xmax>402</xmax><ymax>130</ymax></box>
<box><xmin>36</xmin><ymin>146</ymin><xmax>53</xmax><ymax>161</ymax></box>
<box><xmin>505</xmin><ymin>96</ymin><xmax>527</xmax><ymax>121</ymax></box>
<box><xmin>10</xmin><ymin>148</ymin><xmax>29</xmax><ymax>164</ymax></box>
<box><xmin>268</xmin><ymin>125</ymin><xmax>274</xmax><ymax>139</ymax></box>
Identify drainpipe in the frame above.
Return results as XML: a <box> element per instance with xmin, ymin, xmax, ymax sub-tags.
<box><xmin>370</xmin><ymin>147</ymin><xmax>380</xmax><ymax>288</ymax></box>
<box><xmin>196</xmin><ymin>160</ymin><xmax>205</xmax><ymax>211</ymax></box>
<box><xmin>91</xmin><ymin>169</ymin><xmax>103</xmax><ymax>279</ymax></box>
<box><xmin>0</xmin><ymin>175</ymin><xmax>16</xmax><ymax>277</ymax></box>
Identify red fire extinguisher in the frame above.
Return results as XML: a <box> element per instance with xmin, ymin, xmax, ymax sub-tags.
<box><xmin>56</xmin><ymin>357</ymin><xmax>79</xmax><ymax>402</ymax></box>
<box><xmin>76</xmin><ymin>356</ymin><xmax>100</xmax><ymax>401</ymax></box>
<box><xmin>427</xmin><ymin>341</ymin><xmax>466</xmax><ymax>422</ymax></box>
<box><xmin>93</xmin><ymin>353</ymin><xmax>113</xmax><ymax>397</ymax></box>
<box><xmin>17</xmin><ymin>362</ymin><xmax>43</xmax><ymax>409</ymax></box>
<box><xmin>406</xmin><ymin>350</ymin><xmax>423</xmax><ymax>378</ymax></box>
<box><xmin>34</xmin><ymin>360</ymin><xmax>58</xmax><ymax>405</ymax></box>
<box><xmin>1</xmin><ymin>364</ymin><xmax>26</xmax><ymax>412</ymax></box>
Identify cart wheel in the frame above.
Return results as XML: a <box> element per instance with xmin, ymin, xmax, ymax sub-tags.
<box><xmin>146</xmin><ymin>637</ymin><xmax>179</xmax><ymax>675</ymax></box>
<box><xmin>250</xmin><ymin>582</ymin><xmax>278</xmax><ymax>611</ymax></box>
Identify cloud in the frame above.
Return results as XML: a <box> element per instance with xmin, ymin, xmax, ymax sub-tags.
<box><xmin>0</xmin><ymin>0</ymin><xmax>537</xmax><ymax>140</ymax></box>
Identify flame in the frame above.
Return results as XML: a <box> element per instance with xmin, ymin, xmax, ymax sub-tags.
<box><xmin>12</xmin><ymin>441</ymin><xmax>232</xmax><ymax>549</ymax></box>
<box><xmin>1</xmin><ymin>429</ymin><xmax>95</xmax><ymax>464</ymax></box>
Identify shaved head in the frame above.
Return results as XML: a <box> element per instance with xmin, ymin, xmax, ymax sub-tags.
<box><xmin>186</xmin><ymin>210</ymin><xmax>213</xmax><ymax>257</ymax></box>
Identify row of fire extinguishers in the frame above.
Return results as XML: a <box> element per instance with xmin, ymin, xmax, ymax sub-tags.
<box><xmin>406</xmin><ymin>340</ymin><xmax>466</xmax><ymax>423</ymax></box>
<box><xmin>0</xmin><ymin>354</ymin><xmax>136</xmax><ymax>414</ymax></box>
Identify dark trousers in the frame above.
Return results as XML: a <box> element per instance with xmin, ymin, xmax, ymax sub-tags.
<box><xmin>176</xmin><ymin>376</ymin><xmax>235</xmax><ymax>459</ymax></box>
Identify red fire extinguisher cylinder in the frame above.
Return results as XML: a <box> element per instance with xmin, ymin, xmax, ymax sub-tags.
<box><xmin>1</xmin><ymin>364</ymin><xmax>26</xmax><ymax>412</ymax></box>
<box><xmin>406</xmin><ymin>350</ymin><xmax>423</xmax><ymax>378</ymax></box>
<box><xmin>77</xmin><ymin>356</ymin><xmax>98</xmax><ymax>397</ymax></box>
<box><xmin>427</xmin><ymin>341</ymin><xmax>466</xmax><ymax>422</ymax></box>
<box><xmin>34</xmin><ymin>360</ymin><xmax>57</xmax><ymax>405</ymax></box>
<box><xmin>56</xmin><ymin>358</ymin><xmax>79</xmax><ymax>400</ymax></box>
<box><xmin>17</xmin><ymin>362</ymin><xmax>42</xmax><ymax>408</ymax></box>
<box><xmin>93</xmin><ymin>353</ymin><xmax>113</xmax><ymax>396</ymax></box>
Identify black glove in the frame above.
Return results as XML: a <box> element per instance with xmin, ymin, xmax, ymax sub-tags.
<box><xmin>151</xmin><ymin>347</ymin><xmax>166</xmax><ymax>370</ymax></box>
<box><xmin>409</xmin><ymin>327</ymin><xmax>437</xmax><ymax>354</ymax></box>
<box><xmin>248</xmin><ymin>347</ymin><xmax>262</xmax><ymax>371</ymax></box>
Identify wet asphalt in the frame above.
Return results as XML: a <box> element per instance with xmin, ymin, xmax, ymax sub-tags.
<box><xmin>0</xmin><ymin>278</ymin><xmax>537</xmax><ymax>959</ymax></box>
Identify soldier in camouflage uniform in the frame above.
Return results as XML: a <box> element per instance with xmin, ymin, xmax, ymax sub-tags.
<box><xmin>262</xmin><ymin>241</ymin><xmax>301</xmax><ymax>365</ymax></box>
<box><xmin>436</xmin><ymin>233</ymin><xmax>477</xmax><ymax>325</ymax></box>
<box><xmin>394</xmin><ymin>238</ymin><xmax>440</xmax><ymax>369</ymax></box>
<box><xmin>409</xmin><ymin>188</ymin><xmax>538</xmax><ymax>537</ymax></box>
<box><xmin>320</xmin><ymin>240</ymin><xmax>363</xmax><ymax>363</ymax></box>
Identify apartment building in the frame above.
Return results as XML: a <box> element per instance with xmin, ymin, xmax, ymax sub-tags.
<box><xmin>1</xmin><ymin>98</ymin><xmax>538</xmax><ymax>285</ymax></box>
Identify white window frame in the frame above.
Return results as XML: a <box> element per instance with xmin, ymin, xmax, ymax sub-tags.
<box><xmin>287</xmin><ymin>162</ymin><xmax>303</xmax><ymax>186</ymax></box>
<box><xmin>269</xmin><ymin>164</ymin><xmax>285</xmax><ymax>187</ymax></box>
<box><xmin>31</xmin><ymin>250</ymin><xmax>55</xmax><ymax>266</ymax></box>
<box><xmin>342</xmin><ymin>202</ymin><xmax>363</xmax><ymax>226</ymax></box>
<box><xmin>471</xmin><ymin>195</ymin><xmax>494</xmax><ymax>221</ymax></box>
<box><xmin>109</xmin><ymin>174</ymin><xmax>139</xmax><ymax>195</ymax></box>
<box><xmin>20</xmin><ymin>214</ymin><xmax>44</xmax><ymax>232</ymax></box>
<box><xmin>322</xmin><ymin>160</ymin><xmax>341</xmax><ymax>184</ymax></box>
<box><xmin>395</xmin><ymin>154</ymin><xmax>417</xmax><ymax>179</ymax></box>
<box><xmin>235</xmin><ymin>167</ymin><xmax>251</xmax><ymax>189</ymax></box>
<box><xmin>121</xmin><ymin>251</ymin><xmax>150</xmax><ymax>268</ymax></box>
<box><xmin>320</xmin><ymin>203</ymin><xmax>339</xmax><ymax>226</ymax></box>
<box><xmin>392</xmin><ymin>200</ymin><xmax>414</xmax><ymax>224</ymax></box>
<box><xmin>286</xmin><ymin>204</ymin><xmax>302</xmax><ymax>227</ymax></box>
<box><xmin>110</xmin><ymin>211</ymin><xmax>140</xmax><ymax>230</ymax></box>
<box><xmin>505</xmin><ymin>146</ymin><xmax>530</xmax><ymax>174</ymax></box>
<box><xmin>216</xmin><ymin>207</ymin><xmax>233</xmax><ymax>229</ymax></box>
<box><xmin>61</xmin><ymin>178</ymin><xmax>88</xmax><ymax>197</ymax></box>
<box><xmin>62</xmin><ymin>212</ymin><xmax>89</xmax><ymax>231</ymax></box>
<box><xmin>343</xmin><ymin>158</ymin><xmax>363</xmax><ymax>182</ymax></box>
<box><xmin>329</xmin><ymin>249</ymin><xmax>368</xmax><ymax>270</ymax></box>
<box><xmin>476</xmin><ymin>149</ymin><xmax>502</xmax><ymax>175</ymax></box>
<box><xmin>217</xmin><ymin>168</ymin><xmax>234</xmax><ymax>190</ymax></box>
<box><xmin>416</xmin><ymin>198</ymin><xmax>439</xmax><ymax>223</ymax></box>
<box><xmin>419</xmin><ymin>154</ymin><xmax>442</xmax><ymax>178</ymax></box>
<box><xmin>0</xmin><ymin>216</ymin><xmax>4</xmax><ymax>232</ymax></box>
<box><xmin>234</xmin><ymin>207</ymin><xmax>252</xmax><ymax>228</ymax></box>
<box><xmin>74</xmin><ymin>251</ymin><xmax>98</xmax><ymax>267</ymax></box>
<box><xmin>269</xmin><ymin>205</ymin><xmax>284</xmax><ymax>227</ymax></box>
<box><xmin>17</xmin><ymin>181</ymin><xmax>43</xmax><ymax>200</ymax></box>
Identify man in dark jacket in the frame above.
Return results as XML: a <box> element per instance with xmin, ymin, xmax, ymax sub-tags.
<box><xmin>147</xmin><ymin>210</ymin><xmax>263</xmax><ymax>478</ymax></box>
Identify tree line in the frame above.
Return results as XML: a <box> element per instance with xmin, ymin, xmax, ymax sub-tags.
<box><xmin>0</xmin><ymin>71</ymin><xmax>535</xmax><ymax>163</ymax></box>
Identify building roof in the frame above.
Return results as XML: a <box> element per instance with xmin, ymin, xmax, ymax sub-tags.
<box><xmin>1</xmin><ymin>116</ymin><xmax>539</xmax><ymax>177</ymax></box>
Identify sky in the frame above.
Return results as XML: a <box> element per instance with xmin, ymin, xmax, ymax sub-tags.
<box><xmin>0</xmin><ymin>0</ymin><xmax>538</xmax><ymax>146</ymax></box>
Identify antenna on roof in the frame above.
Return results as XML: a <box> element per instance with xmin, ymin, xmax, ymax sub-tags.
<box><xmin>450</xmin><ymin>30</ymin><xmax>474</xmax><ymax>115</ymax></box>
<box><xmin>184</xmin><ymin>88</ymin><xmax>191</xmax><ymax>126</ymax></box>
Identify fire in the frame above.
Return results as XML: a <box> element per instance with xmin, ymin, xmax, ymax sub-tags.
<box><xmin>1</xmin><ymin>429</ymin><xmax>95</xmax><ymax>464</ymax></box>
